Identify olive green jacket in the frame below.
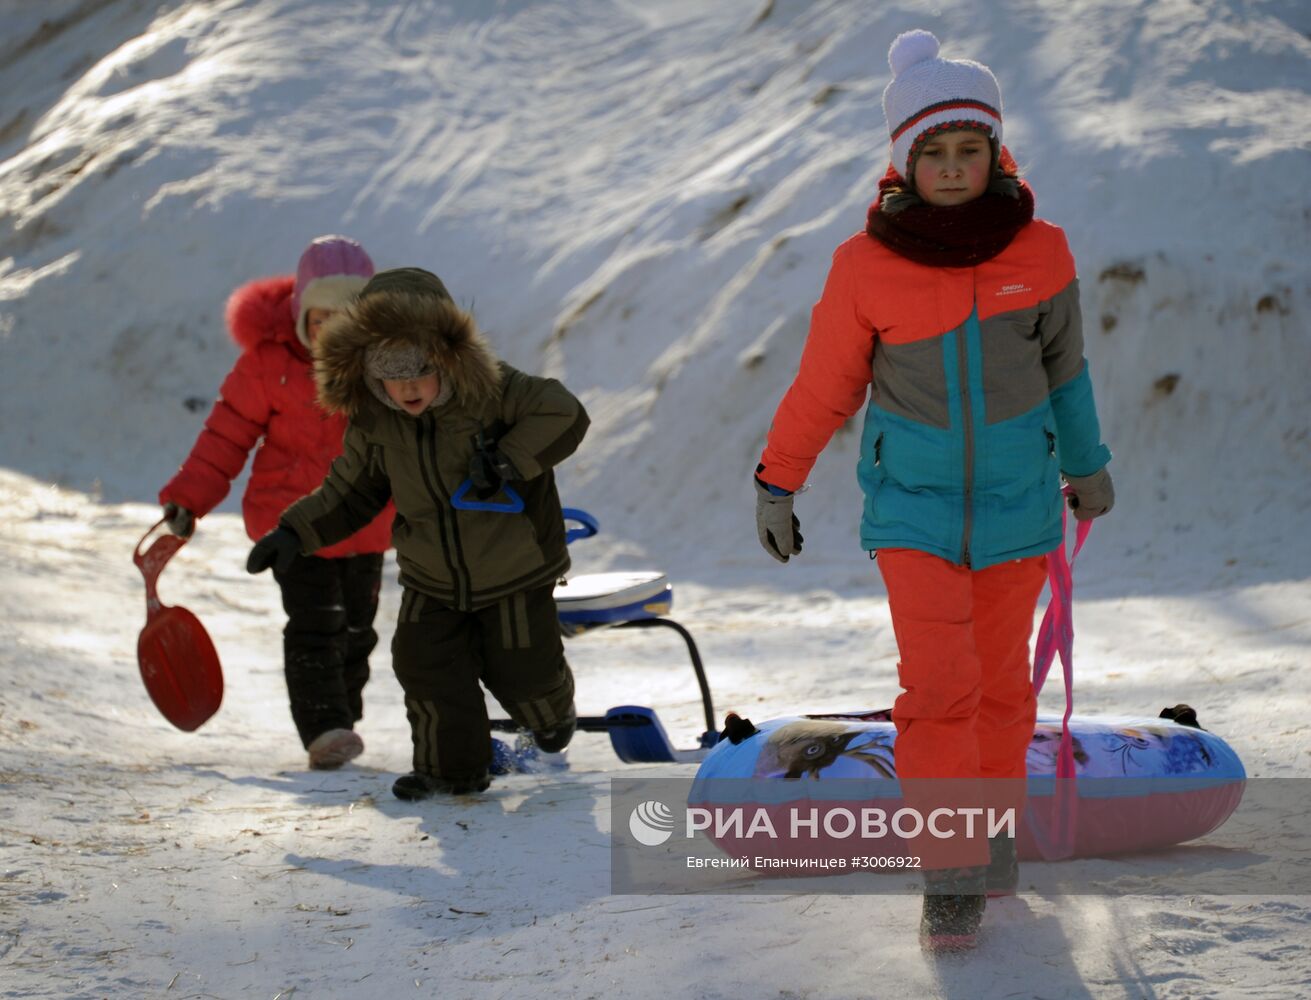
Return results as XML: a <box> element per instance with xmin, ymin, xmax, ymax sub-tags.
<box><xmin>280</xmin><ymin>268</ymin><xmax>589</xmax><ymax>610</ymax></box>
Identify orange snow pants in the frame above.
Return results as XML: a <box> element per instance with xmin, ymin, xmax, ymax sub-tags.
<box><xmin>877</xmin><ymin>548</ymin><xmax>1048</xmax><ymax>868</ymax></box>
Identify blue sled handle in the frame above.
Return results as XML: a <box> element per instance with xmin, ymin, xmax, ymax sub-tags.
<box><xmin>605</xmin><ymin>706</ymin><xmax>716</xmax><ymax>764</ymax></box>
<box><xmin>489</xmin><ymin>706</ymin><xmax>718</xmax><ymax>764</ymax></box>
<box><xmin>450</xmin><ymin>479</ymin><xmax>524</xmax><ymax>513</ymax></box>
<box><xmin>562</xmin><ymin>507</ymin><xmax>599</xmax><ymax>544</ymax></box>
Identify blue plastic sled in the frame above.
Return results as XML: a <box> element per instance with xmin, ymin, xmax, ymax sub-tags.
<box><xmin>487</xmin><ymin>508</ymin><xmax>719</xmax><ymax>770</ymax></box>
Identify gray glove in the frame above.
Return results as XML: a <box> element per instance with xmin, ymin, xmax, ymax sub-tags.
<box><xmin>755</xmin><ymin>478</ymin><xmax>803</xmax><ymax>563</ymax></box>
<box><xmin>162</xmin><ymin>502</ymin><xmax>195</xmax><ymax>538</ymax></box>
<box><xmin>1064</xmin><ymin>467</ymin><xmax>1114</xmax><ymax>522</ymax></box>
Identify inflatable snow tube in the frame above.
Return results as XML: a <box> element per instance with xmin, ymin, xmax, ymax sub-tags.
<box><xmin>689</xmin><ymin>711</ymin><xmax>1245</xmax><ymax>865</ymax></box>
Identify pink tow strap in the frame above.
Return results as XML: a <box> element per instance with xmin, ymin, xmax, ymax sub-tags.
<box><xmin>1028</xmin><ymin>492</ymin><xmax>1092</xmax><ymax>860</ymax></box>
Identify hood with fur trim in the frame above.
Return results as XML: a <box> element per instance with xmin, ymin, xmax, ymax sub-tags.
<box><xmin>225</xmin><ymin>276</ymin><xmax>298</xmax><ymax>352</ymax></box>
<box><xmin>313</xmin><ymin>272</ymin><xmax>501</xmax><ymax>419</ymax></box>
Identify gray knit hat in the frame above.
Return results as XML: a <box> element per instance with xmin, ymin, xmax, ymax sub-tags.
<box><xmin>353</xmin><ymin>267</ymin><xmax>459</xmax><ymax>411</ymax></box>
<box><xmin>363</xmin><ymin>344</ymin><xmax>452</xmax><ymax>411</ymax></box>
<box><xmin>364</xmin><ymin>342</ymin><xmax>438</xmax><ymax>382</ymax></box>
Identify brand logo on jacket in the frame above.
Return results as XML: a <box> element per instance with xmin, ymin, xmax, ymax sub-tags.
<box><xmin>995</xmin><ymin>283</ymin><xmax>1033</xmax><ymax>297</ymax></box>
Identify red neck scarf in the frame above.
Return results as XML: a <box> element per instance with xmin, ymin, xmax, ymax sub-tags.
<box><xmin>865</xmin><ymin>155</ymin><xmax>1035</xmax><ymax>268</ymax></box>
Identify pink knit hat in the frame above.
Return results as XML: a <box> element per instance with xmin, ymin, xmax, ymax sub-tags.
<box><xmin>291</xmin><ymin>235</ymin><xmax>375</xmax><ymax>347</ymax></box>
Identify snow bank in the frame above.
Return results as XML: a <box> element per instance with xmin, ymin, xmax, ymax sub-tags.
<box><xmin>2</xmin><ymin>0</ymin><xmax>1308</xmax><ymax>590</ymax></box>
<box><xmin>3</xmin><ymin>3</ymin><xmax>1311</xmax><ymax>996</ymax></box>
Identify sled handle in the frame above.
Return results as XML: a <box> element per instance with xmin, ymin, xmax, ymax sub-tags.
<box><xmin>134</xmin><ymin>518</ymin><xmax>187</xmax><ymax>612</ymax></box>
<box><xmin>1029</xmin><ymin>488</ymin><xmax>1092</xmax><ymax>860</ymax></box>
<box><xmin>562</xmin><ymin>507</ymin><xmax>599</xmax><ymax>545</ymax></box>
<box><xmin>450</xmin><ymin>479</ymin><xmax>525</xmax><ymax>513</ymax></box>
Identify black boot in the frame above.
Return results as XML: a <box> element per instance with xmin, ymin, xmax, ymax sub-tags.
<box><xmin>986</xmin><ymin>834</ymin><xmax>1019</xmax><ymax>897</ymax></box>
<box><xmin>920</xmin><ymin>866</ymin><xmax>987</xmax><ymax>952</ymax></box>
<box><xmin>392</xmin><ymin>769</ymin><xmax>491</xmax><ymax>801</ymax></box>
<box><xmin>532</xmin><ymin>714</ymin><xmax>577</xmax><ymax>753</ymax></box>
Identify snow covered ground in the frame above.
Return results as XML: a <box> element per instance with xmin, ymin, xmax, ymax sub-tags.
<box><xmin>1</xmin><ymin>0</ymin><xmax>1309</xmax><ymax>997</ymax></box>
<box><xmin>4</xmin><ymin>474</ymin><xmax>1310</xmax><ymax>999</ymax></box>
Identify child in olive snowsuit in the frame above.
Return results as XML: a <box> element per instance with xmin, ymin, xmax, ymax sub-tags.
<box><xmin>248</xmin><ymin>267</ymin><xmax>589</xmax><ymax>800</ymax></box>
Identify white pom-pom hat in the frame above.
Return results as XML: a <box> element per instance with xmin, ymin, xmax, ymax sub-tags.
<box><xmin>881</xmin><ymin>29</ymin><xmax>1003</xmax><ymax>181</ymax></box>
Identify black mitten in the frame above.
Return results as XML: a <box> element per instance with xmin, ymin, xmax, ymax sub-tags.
<box><xmin>720</xmin><ymin>712</ymin><xmax>760</xmax><ymax>745</ymax></box>
<box><xmin>246</xmin><ymin>526</ymin><xmax>302</xmax><ymax>574</ymax></box>
<box><xmin>1159</xmin><ymin>704</ymin><xmax>1203</xmax><ymax>730</ymax></box>
<box><xmin>469</xmin><ymin>435</ymin><xmax>520</xmax><ymax>499</ymax></box>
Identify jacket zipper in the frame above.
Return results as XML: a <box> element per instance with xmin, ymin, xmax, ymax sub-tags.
<box><xmin>958</xmin><ymin>326</ymin><xmax>975</xmax><ymax>569</ymax></box>
<box><xmin>415</xmin><ymin>416</ymin><xmax>470</xmax><ymax>607</ymax></box>
<box><xmin>431</xmin><ymin>421</ymin><xmax>472</xmax><ymax>608</ymax></box>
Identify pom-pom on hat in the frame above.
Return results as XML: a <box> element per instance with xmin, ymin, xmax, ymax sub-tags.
<box><xmin>291</xmin><ymin>235</ymin><xmax>375</xmax><ymax>348</ymax></box>
<box><xmin>881</xmin><ymin>29</ymin><xmax>1003</xmax><ymax>181</ymax></box>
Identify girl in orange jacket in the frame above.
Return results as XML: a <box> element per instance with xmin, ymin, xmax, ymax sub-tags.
<box><xmin>754</xmin><ymin>30</ymin><xmax>1113</xmax><ymax>951</ymax></box>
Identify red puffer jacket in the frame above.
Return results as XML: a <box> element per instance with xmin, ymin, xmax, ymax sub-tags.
<box><xmin>159</xmin><ymin>276</ymin><xmax>394</xmax><ymax>556</ymax></box>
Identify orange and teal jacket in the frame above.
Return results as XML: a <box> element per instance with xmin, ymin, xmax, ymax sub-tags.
<box><xmin>757</xmin><ymin>219</ymin><xmax>1110</xmax><ymax>570</ymax></box>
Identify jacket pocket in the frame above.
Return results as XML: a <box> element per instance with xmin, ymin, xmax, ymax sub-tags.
<box><xmin>868</xmin><ymin>433</ymin><xmax>885</xmax><ymax>518</ymax></box>
<box><xmin>880</xmin><ymin>418</ymin><xmax>956</xmax><ymax>492</ymax></box>
<box><xmin>392</xmin><ymin>513</ymin><xmax>412</xmax><ymax>548</ymax></box>
<box><xmin>456</xmin><ymin>507</ymin><xmax>548</xmax><ymax>594</ymax></box>
<box><xmin>856</xmin><ymin>426</ymin><xmax>885</xmax><ymax>504</ymax></box>
<box><xmin>1042</xmin><ymin>425</ymin><xmax>1063</xmax><ymax>519</ymax></box>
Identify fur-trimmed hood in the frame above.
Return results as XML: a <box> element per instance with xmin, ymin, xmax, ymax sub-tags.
<box><xmin>313</xmin><ymin>268</ymin><xmax>501</xmax><ymax>418</ymax></box>
<box><xmin>225</xmin><ymin>276</ymin><xmax>298</xmax><ymax>352</ymax></box>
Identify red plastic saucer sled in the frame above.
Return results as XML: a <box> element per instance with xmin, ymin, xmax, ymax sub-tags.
<box><xmin>133</xmin><ymin>519</ymin><xmax>223</xmax><ymax>731</ymax></box>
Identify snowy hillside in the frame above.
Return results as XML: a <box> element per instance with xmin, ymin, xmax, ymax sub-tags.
<box><xmin>2</xmin><ymin>1</ymin><xmax>1310</xmax><ymax>997</ymax></box>
<box><xmin>2</xmin><ymin>0</ymin><xmax>1309</xmax><ymax>585</ymax></box>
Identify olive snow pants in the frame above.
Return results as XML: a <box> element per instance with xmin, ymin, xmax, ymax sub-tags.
<box><xmin>391</xmin><ymin>582</ymin><xmax>576</xmax><ymax>779</ymax></box>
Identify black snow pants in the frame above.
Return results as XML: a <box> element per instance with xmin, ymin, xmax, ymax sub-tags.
<box><xmin>391</xmin><ymin>582</ymin><xmax>576</xmax><ymax>779</ymax></box>
<box><xmin>273</xmin><ymin>552</ymin><xmax>384</xmax><ymax>748</ymax></box>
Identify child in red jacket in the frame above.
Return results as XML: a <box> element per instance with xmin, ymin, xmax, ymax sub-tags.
<box><xmin>754</xmin><ymin>31</ymin><xmax>1113</xmax><ymax>950</ymax></box>
<box><xmin>159</xmin><ymin>235</ymin><xmax>394</xmax><ymax>770</ymax></box>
